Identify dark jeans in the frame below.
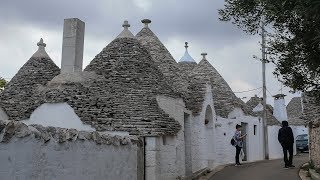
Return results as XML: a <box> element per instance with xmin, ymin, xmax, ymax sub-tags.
<box><xmin>282</xmin><ymin>144</ymin><xmax>293</xmax><ymax>166</ymax></box>
<box><xmin>235</xmin><ymin>145</ymin><xmax>242</xmax><ymax>164</ymax></box>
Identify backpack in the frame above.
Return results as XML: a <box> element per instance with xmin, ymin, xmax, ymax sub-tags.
<box><xmin>230</xmin><ymin>138</ymin><xmax>236</xmax><ymax>146</ymax></box>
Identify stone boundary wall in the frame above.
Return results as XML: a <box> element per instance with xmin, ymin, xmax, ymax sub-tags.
<box><xmin>302</xmin><ymin>91</ymin><xmax>320</xmax><ymax>168</ymax></box>
<box><xmin>0</xmin><ymin>120</ymin><xmax>144</xmax><ymax>180</ymax></box>
<box><xmin>310</xmin><ymin>126</ymin><xmax>320</xmax><ymax>168</ymax></box>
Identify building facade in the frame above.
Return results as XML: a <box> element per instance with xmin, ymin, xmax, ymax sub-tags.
<box><xmin>0</xmin><ymin>18</ymin><xmax>268</xmax><ymax>180</ymax></box>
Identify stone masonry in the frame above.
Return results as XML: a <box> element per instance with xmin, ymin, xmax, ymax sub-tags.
<box><xmin>246</xmin><ymin>96</ymin><xmax>280</xmax><ymax>125</ymax></box>
<box><xmin>190</xmin><ymin>55</ymin><xmax>255</xmax><ymax>118</ymax></box>
<box><xmin>0</xmin><ymin>120</ymin><xmax>142</xmax><ymax>145</ymax></box>
<box><xmin>61</xmin><ymin>18</ymin><xmax>85</xmax><ymax>73</ymax></box>
<box><xmin>0</xmin><ymin>120</ymin><xmax>144</xmax><ymax>180</ymax></box>
<box><xmin>42</xmin><ymin>34</ymin><xmax>181</xmax><ymax>136</ymax></box>
<box><xmin>302</xmin><ymin>91</ymin><xmax>320</xmax><ymax>168</ymax></box>
<box><xmin>286</xmin><ymin>97</ymin><xmax>305</xmax><ymax>126</ymax></box>
<box><xmin>0</xmin><ymin>39</ymin><xmax>60</xmax><ymax>120</ymax></box>
<box><xmin>136</xmin><ymin>20</ymin><xmax>207</xmax><ymax>115</ymax></box>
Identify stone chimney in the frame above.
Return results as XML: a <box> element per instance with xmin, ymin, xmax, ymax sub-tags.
<box><xmin>273</xmin><ymin>94</ymin><xmax>288</xmax><ymax>122</ymax></box>
<box><xmin>61</xmin><ymin>18</ymin><xmax>85</xmax><ymax>74</ymax></box>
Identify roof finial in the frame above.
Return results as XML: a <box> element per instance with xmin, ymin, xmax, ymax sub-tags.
<box><xmin>201</xmin><ymin>52</ymin><xmax>207</xmax><ymax>60</ymax></box>
<box><xmin>122</xmin><ymin>20</ymin><xmax>130</xmax><ymax>30</ymax></box>
<box><xmin>117</xmin><ymin>20</ymin><xmax>135</xmax><ymax>39</ymax></box>
<box><xmin>141</xmin><ymin>19</ymin><xmax>151</xmax><ymax>27</ymax></box>
<box><xmin>37</xmin><ymin>38</ymin><xmax>46</xmax><ymax>48</ymax></box>
<box><xmin>179</xmin><ymin>42</ymin><xmax>196</xmax><ymax>63</ymax></box>
<box><xmin>31</xmin><ymin>38</ymin><xmax>50</xmax><ymax>59</ymax></box>
<box><xmin>185</xmin><ymin>42</ymin><xmax>188</xmax><ymax>49</ymax></box>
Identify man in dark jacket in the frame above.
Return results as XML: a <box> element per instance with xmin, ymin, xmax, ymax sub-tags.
<box><xmin>278</xmin><ymin>121</ymin><xmax>295</xmax><ymax>168</ymax></box>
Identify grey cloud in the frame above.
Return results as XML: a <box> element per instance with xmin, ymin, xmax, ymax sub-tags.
<box><xmin>0</xmin><ymin>0</ymin><xmax>247</xmax><ymax>44</ymax></box>
<box><xmin>0</xmin><ymin>0</ymin><xmax>299</xmax><ymax>104</ymax></box>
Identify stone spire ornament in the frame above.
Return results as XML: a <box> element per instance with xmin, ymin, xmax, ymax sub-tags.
<box><xmin>31</xmin><ymin>38</ymin><xmax>50</xmax><ymax>59</ymax></box>
<box><xmin>201</xmin><ymin>52</ymin><xmax>207</xmax><ymax>60</ymax></box>
<box><xmin>141</xmin><ymin>19</ymin><xmax>151</xmax><ymax>28</ymax></box>
<box><xmin>116</xmin><ymin>20</ymin><xmax>135</xmax><ymax>39</ymax></box>
<box><xmin>185</xmin><ymin>42</ymin><xmax>189</xmax><ymax>49</ymax></box>
<box><xmin>178</xmin><ymin>42</ymin><xmax>196</xmax><ymax>63</ymax></box>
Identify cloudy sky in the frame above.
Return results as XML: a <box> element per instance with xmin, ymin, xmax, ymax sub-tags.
<box><xmin>0</xmin><ymin>0</ymin><xmax>300</xmax><ymax>105</ymax></box>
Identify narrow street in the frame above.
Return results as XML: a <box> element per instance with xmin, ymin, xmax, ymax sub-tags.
<box><xmin>210</xmin><ymin>153</ymin><xmax>308</xmax><ymax>180</ymax></box>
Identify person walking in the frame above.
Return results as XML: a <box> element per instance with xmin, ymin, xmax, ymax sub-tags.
<box><xmin>234</xmin><ymin>124</ymin><xmax>247</xmax><ymax>166</ymax></box>
<box><xmin>278</xmin><ymin>120</ymin><xmax>295</xmax><ymax>169</ymax></box>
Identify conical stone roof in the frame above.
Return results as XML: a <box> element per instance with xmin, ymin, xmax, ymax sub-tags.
<box><xmin>136</xmin><ymin>19</ymin><xmax>205</xmax><ymax>114</ymax></box>
<box><xmin>190</xmin><ymin>55</ymin><xmax>255</xmax><ymax>118</ymax></box>
<box><xmin>246</xmin><ymin>96</ymin><xmax>280</xmax><ymax>125</ymax></box>
<box><xmin>43</xmin><ymin>22</ymin><xmax>181</xmax><ymax>136</ymax></box>
<box><xmin>85</xmin><ymin>37</ymin><xmax>181</xmax><ymax>135</ymax></box>
<box><xmin>286</xmin><ymin>97</ymin><xmax>305</xmax><ymax>126</ymax></box>
<box><xmin>0</xmin><ymin>39</ymin><xmax>60</xmax><ymax>120</ymax></box>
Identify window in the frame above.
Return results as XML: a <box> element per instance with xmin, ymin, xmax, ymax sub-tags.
<box><xmin>162</xmin><ymin>136</ymin><xmax>167</xmax><ymax>145</ymax></box>
<box><xmin>254</xmin><ymin>125</ymin><xmax>257</xmax><ymax>135</ymax></box>
<box><xmin>296</xmin><ymin>134</ymin><xmax>308</xmax><ymax>141</ymax></box>
<box><xmin>204</xmin><ymin>105</ymin><xmax>213</xmax><ymax>127</ymax></box>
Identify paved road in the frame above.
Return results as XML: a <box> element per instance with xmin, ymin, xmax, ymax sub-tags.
<box><xmin>210</xmin><ymin>153</ymin><xmax>308</xmax><ymax>180</ymax></box>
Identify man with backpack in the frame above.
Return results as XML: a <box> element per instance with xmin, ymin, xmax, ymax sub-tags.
<box><xmin>232</xmin><ymin>124</ymin><xmax>247</xmax><ymax>166</ymax></box>
<box><xmin>278</xmin><ymin>121</ymin><xmax>295</xmax><ymax>169</ymax></box>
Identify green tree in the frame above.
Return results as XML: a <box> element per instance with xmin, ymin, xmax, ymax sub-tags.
<box><xmin>0</xmin><ymin>77</ymin><xmax>7</xmax><ymax>92</ymax></box>
<box><xmin>219</xmin><ymin>0</ymin><xmax>320</xmax><ymax>95</ymax></box>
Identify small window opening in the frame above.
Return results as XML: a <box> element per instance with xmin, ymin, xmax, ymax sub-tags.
<box><xmin>254</xmin><ymin>125</ymin><xmax>257</xmax><ymax>135</ymax></box>
<box><xmin>162</xmin><ymin>136</ymin><xmax>167</xmax><ymax>145</ymax></box>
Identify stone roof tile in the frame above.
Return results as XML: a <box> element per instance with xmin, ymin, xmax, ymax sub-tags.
<box><xmin>0</xmin><ymin>39</ymin><xmax>60</xmax><ymax>120</ymax></box>
<box><xmin>302</xmin><ymin>91</ymin><xmax>320</xmax><ymax>124</ymax></box>
<box><xmin>43</xmin><ymin>37</ymin><xmax>181</xmax><ymax>136</ymax></box>
<box><xmin>286</xmin><ymin>97</ymin><xmax>306</xmax><ymax>126</ymax></box>
<box><xmin>190</xmin><ymin>58</ymin><xmax>255</xmax><ymax>118</ymax></box>
<box><xmin>136</xmin><ymin>22</ymin><xmax>206</xmax><ymax>114</ymax></box>
<box><xmin>246</xmin><ymin>96</ymin><xmax>280</xmax><ymax>125</ymax></box>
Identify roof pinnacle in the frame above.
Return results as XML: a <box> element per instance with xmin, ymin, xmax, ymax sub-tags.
<box><xmin>178</xmin><ymin>42</ymin><xmax>196</xmax><ymax>63</ymax></box>
<box><xmin>116</xmin><ymin>20</ymin><xmax>135</xmax><ymax>39</ymax></box>
<box><xmin>122</xmin><ymin>20</ymin><xmax>130</xmax><ymax>30</ymax></box>
<box><xmin>185</xmin><ymin>42</ymin><xmax>189</xmax><ymax>49</ymax></box>
<box><xmin>201</xmin><ymin>52</ymin><xmax>207</xmax><ymax>60</ymax></box>
<box><xmin>37</xmin><ymin>38</ymin><xmax>46</xmax><ymax>47</ymax></box>
<box><xmin>141</xmin><ymin>19</ymin><xmax>151</xmax><ymax>27</ymax></box>
<box><xmin>31</xmin><ymin>38</ymin><xmax>50</xmax><ymax>59</ymax></box>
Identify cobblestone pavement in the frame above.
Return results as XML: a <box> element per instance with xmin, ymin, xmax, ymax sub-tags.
<box><xmin>210</xmin><ymin>153</ymin><xmax>308</xmax><ymax>180</ymax></box>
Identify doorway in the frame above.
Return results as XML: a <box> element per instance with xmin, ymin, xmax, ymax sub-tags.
<box><xmin>241</xmin><ymin>122</ymin><xmax>248</xmax><ymax>161</ymax></box>
<box><xmin>184</xmin><ymin>113</ymin><xmax>192</xmax><ymax>176</ymax></box>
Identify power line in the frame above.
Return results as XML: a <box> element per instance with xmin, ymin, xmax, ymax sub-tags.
<box><xmin>233</xmin><ymin>87</ymin><xmax>262</xmax><ymax>93</ymax></box>
<box><xmin>266</xmin><ymin>88</ymin><xmax>273</xmax><ymax>97</ymax></box>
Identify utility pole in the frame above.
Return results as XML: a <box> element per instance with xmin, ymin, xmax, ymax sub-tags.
<box><xmin>261</xmin><ymin>20</ymin><xmax>269</xmax><ymax>160</ymax></box>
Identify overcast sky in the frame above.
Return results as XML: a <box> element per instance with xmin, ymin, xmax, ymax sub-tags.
<box><xmin>0</xmin><ymin>0</ymin><xmax>300</xmax><ymax>106</ymax></box>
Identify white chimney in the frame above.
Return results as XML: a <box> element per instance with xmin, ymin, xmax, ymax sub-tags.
<box><xmin>273</xmin><ymin>94</ymin><xmax>288</xmax><ymax>122</ymax></box>
<box><xmin>61</xmin><ymin>18</ymin><xmax>85</xmax><ymax>73</ymax></box>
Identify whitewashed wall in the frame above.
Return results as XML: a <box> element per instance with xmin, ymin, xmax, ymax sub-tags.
<box><xmin>267</xmin><ymin>125</ymin><xmax>283</xmax><ymax>159</ymax></box>
<box><xmin>292</xmin><ymin>126</ymin><xmax>308</xmax><ymax>137</ymax></box>
<box><xmin>0</xmin><ymin>122</ymin><xmax>143</xmax><ymax>180</ymax></box>
<box><xmin>154</xmin><ymin>85</ymin><xmax>215</xmax><ymax>180</ymax></box>
<box><xmin>267</xmin><ymin>125</ymin><xmax>304</xmax><ymax>159</ymax></box>
<box><xmin>273</xmin><ymin>98</ymin><xmax>288</xmax><ymax>122</ymax></box>
<box><xmin>153</xmin><ymin>95</ymin><xmax>187</xmax><ymax>180</ymax></box>
<box><xmin>0</xmin><ymin>107</ymin><xmax>8</xmax><ymax>120</ymax></box>
<box><xmin>214</xmin><ymin>113</ymin><xmax>264</xmax><ymax>166</ymax></box>
<box><xmin>191</xmin><ymin>85</ymin><xmax>215</xmax><ymax>172</ymax></box>
<box><xmin>22</xmin><ymin>103</ymin><xmax>95</xmax><ymax>131</ymax></box>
